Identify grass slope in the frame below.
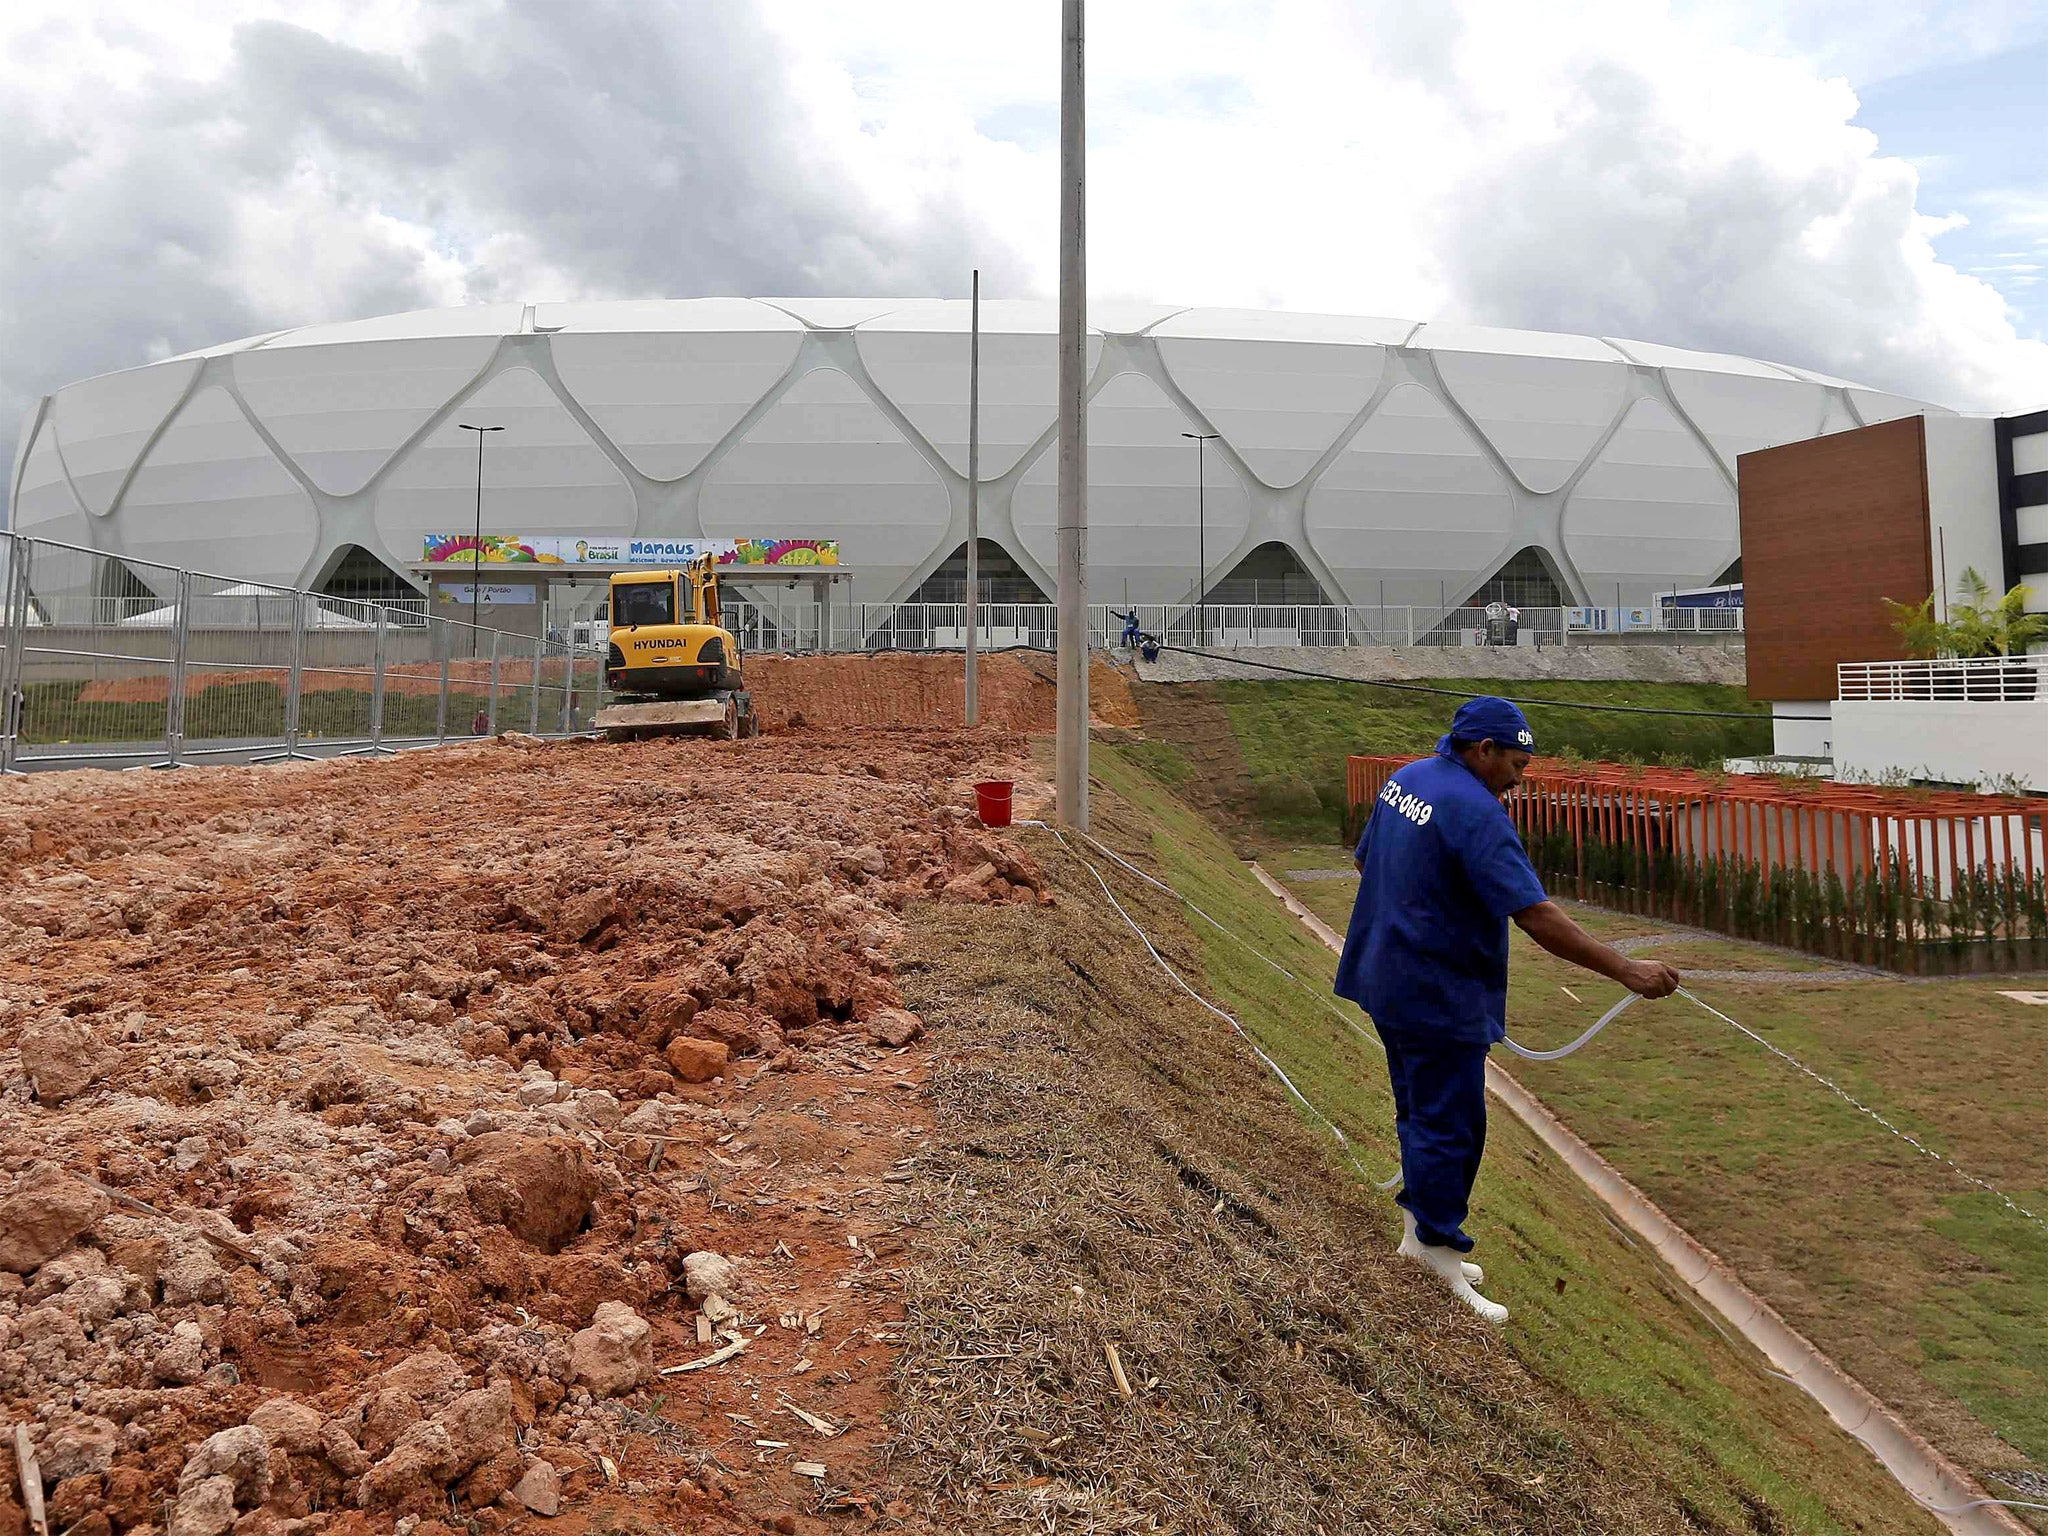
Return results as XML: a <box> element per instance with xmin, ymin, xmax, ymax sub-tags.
<box><xmin>1132</xmin><ymin>676</ymin><xmax>1770</xmax><ymax>844</ymax></box>
<box><xmin>1271</xmin><ymin>845</ymin><xmax>2048</xmax><ymax>1522</ymax></box>
<box><xmin>893</xmin><ymin>741</ymin><xmax>1935</xmax><ymax>1533</ymax></box>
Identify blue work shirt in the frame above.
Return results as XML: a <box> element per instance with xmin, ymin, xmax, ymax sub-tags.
<box><xmin>1335</xmin><ymin>745</ymin><xmax>1547</xmax><ymax>1045</ymax></box>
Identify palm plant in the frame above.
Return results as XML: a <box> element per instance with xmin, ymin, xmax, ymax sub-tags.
<box><xmin>1885</xmin><ymin>570</ymin><xmax>2047</xmax><ymax>658</ymax></box>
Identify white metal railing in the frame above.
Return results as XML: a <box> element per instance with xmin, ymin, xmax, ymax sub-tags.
<box><xmin>709</xmin><ymin>601</ymin><xmax>1741</xmax><ymax>655</ymax></box>
<box><xmin>1838</xmin><ymin>656</ymin><xmax>2045</xmax><ymax>703</ymax></box>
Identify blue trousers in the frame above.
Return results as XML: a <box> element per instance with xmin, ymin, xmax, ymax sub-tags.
<box><xmin>1374</xmin><ymin>1023</ymin><xmax>1489</xmax><ymax>1253</ymax></box>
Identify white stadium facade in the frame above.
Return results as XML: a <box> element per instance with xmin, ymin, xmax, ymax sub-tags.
<box><xmin>9</xmin><ymin>297</ymin><xmax>1945</xmax><ymax>617</ymax></box>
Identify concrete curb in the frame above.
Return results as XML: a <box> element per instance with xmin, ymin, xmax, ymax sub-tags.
<box><xmin>1136</xmin><ymin>643</ymin><xmax>1748</xmax><ymax>687</ymax></box>
<box><xmin>1247</xmin><ymin>861</ymin><xmax>2026</xmax><ymax>1536</ymax></box>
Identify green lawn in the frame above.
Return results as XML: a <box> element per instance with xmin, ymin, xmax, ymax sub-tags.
<box><xmin>1085</xmin><ymin>748</ymin><xmax>1940</xmax><ymax>1533</ymax></box>
<box><xmin>1507</xmin><ymin>953</ymin><xmax>2048</xmax><ymax>1495</ymax></box>
<box><xmin>1135</xmin><ymin>676</ymin><xmax>1770</xmax><ymax>844</ymax></box>
<box><xmin>1266</xmin><ymin>837</ymin><xmax>2047</xmax><ymax>1511</ymax></box>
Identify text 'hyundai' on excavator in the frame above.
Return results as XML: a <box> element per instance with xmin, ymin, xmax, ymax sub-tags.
<box><xmin>593</xmin><ymin>556</ymin><xmax>760</xmax><ymax>740</ymax></box>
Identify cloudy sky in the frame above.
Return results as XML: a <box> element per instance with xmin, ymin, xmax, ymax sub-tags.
<box><xmin>4</xmin><ymin>0</ymin><xmax>2045</xmax><ymax>516</ymax></box>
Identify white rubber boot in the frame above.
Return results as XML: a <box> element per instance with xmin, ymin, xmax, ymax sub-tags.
<box><xmin>1415</xmin><ymin>1242</ymin><xmax>1509</xmax><ymax>1323</ymax></box>
<box><xmin>1397</xmin><ymin>1207</ymin><xmax>1484</xmax><ymax>1286</ymax></box>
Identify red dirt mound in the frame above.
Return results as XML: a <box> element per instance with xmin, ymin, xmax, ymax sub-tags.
<box><xmin>747</xmin><ymin>651</ymin><xmax>1139</xmax><ymax>732</ymax></box>
<box><xmin>0</xmin><ymin>729</ymin><xmax>1050</xmax><ymax>1534</ymax></box>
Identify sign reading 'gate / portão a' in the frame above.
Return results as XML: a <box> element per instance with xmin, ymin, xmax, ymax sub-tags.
<box><xmin>422</xmin><ymin>534</ymin><xmax>841</xmax><ymax>567</ymax></box>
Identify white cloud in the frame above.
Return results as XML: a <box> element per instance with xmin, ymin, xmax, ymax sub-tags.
<box><xmin>6</xmin><ymin>0</ymin><xmax>2047</xmax><ymax>522</ymax></box>
<box><xmin>760</xmin><ymin>0</ymin><xmax>2048</xmax><ymax>406</ymax></box>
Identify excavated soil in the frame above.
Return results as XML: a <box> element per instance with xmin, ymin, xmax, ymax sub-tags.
<box><xmin>0</xmin><ymin>729</ymin><xmax>1054</xmax><ymax>1536</ymax></box>
<box><xmin>743</xmin><ymin>653</ymin><xmax>1140</xmax><ymax>734</ymax></box>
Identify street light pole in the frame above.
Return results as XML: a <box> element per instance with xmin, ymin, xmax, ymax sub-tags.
<box><xmin>458</xmin><ymin>424</ymin><xmax>504</xmax><ymax>659</ymax></box>
<box><xmin>1182</xmin><ymin>431</ymin><xmax>1218</xmax><ymax>646</ymax></box>
<box><xmin>965</xmin><ymin>268</ymin><xmax>980</xmax><ymax>728</ymax></box>
<box><xmin>1054</xmin><ymin>0</ymin><xmax>1088</xmax><ymax>831</ymax></box>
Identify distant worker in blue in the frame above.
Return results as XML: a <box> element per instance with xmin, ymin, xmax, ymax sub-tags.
<box><xmin>1336</xmin><ymin>697</ymin><xmax>1679</xmax><ymax>1321</ymax></box>
<box><xmin>1112</xmin><ymin>608</ymin><xmax>1142</xmax><ymax>650</ymax></box>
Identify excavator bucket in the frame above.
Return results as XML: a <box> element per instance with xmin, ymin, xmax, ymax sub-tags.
<box><xmin>592</xmin><ymin>691</ymin><xmax>756</xmax><ymax>741</ymax></box>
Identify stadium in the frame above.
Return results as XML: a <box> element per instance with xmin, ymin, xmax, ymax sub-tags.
<box><xmin>9</xmin><ymin>297</ymin><xmax>1944</xmax><ymax>615</ymax></box>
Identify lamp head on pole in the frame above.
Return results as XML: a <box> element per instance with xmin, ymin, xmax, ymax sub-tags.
<box><xmin>457</xmin><ymin>424</ymin><xmax>505</xmax><ymax>433</ymax></box>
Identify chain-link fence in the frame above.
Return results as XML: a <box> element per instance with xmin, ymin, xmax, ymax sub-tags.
<box><xmin>0</xmin><ymin>532</ymin><xmax>609</xmax><ymax>771</ymax></box>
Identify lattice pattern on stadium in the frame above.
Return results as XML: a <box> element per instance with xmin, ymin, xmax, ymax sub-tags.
<box><xmin>9</xmin><ymin>298</ymin><xmax>1945</xmax><ymax>607</ymax></box>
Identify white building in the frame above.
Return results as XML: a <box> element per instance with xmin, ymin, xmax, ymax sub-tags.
<box><xmin>10</xmin><ymin>298</ymin><xmax>1943</xmax><ymax>614</ymax></box>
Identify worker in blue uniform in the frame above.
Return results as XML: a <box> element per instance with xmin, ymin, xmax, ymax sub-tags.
<box><xmin>1336</xmin><ymin>697</ymin><xmax>1679</xmax><ymax>1321</ymax></box>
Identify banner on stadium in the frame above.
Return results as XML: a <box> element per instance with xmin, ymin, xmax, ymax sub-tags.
<box><xmin>422</xmin><ymin>534</ymin><xmax>840</xmax><ymax>568</ymax></box>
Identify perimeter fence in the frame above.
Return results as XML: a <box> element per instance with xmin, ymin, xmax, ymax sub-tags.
<box><xmin>721</xmin><ymin>601</ymin><xmax>1742</xmax><ymax>654</ymax></box>
<box><xmin>1348</xmin><ymin>754</ymin><xmax>2048</xmax><ymax>974</ymax></box>
<box><xmin>0</xmin><ymin>533</ymin><xmax>608</xmax><ymax>771</ymax></box>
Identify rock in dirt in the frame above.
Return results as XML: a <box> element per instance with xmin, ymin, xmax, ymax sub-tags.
<box><xmin>437</xmin><ymin>1383</ymin><xmax>517</xmax><ymax>1472</ymax></box>
<box><xmin>456</xmin><ymin>1132</ymin><xmax>599</xmax><ymax>1251</ymax></box>
<box><xmin>681</xmin><ymin>1251</ymin><xmax>738</xmax><ymax>1305</ymax></box>
<box><xmin>0</xmin><ymin>1162</ymin><xmax>110</xmax><ymax>1273</ymax></box>
<box><xmin>19</xmin><ymin>1015</ymin><xmax>106</xmax><ymax>1103</ymax></box>
<box><xmin>503</xmin><ymin>885</ymin><xmax>559</xmax><ymax>931</ymax></box>
<box><xmin>159</xmin><ymin>1234</ymin><xmax>227</xmax><ymax>1307</ymax></box>
<box><xmin>570</xmin><ymin>1300</ymin><xmax>654</xmax><ymax>1397</ymax></box>
<box><xmin>179</xmin><ymin>1425</ymin><xmax>272</xmax><ymax>1510</ymax></box>
<box><xmin>153</xmin><ymin>1321</ymin><xmax>208</xmax><ymax>1384</ymax></box>
<box><xmin>39</xmin><ymin>1415</ymin><xmax>119</xmax><ymax>1481</ymax></box>
<box><xmin>553</xmin><ymin>886</ymin><xmax>620</xmax><ymax>943</ymax></box>
<box><xmin>358</xmin><ymin>1421</ymin><xmax>458</xmax><ymax>1506</ymax></box>
<box><xmin>247</xmin><ymin>1398</ymin><xmax>324</xmax><ymax>1453</ymax></box>
<box><xmin>321</xmin><ymin>1420</ymin><xmax>372</xmax><ymax>1476</ymax></box>
<box><xmin>168</xmin><ymin>1476</ymin><xmax>239</xmax><ymax>1536</ymax></box>
<box><xmin>689</xmin><ymin>1004</ymin><xmax>783</xmax><ymax>1058</ymax></box>
<box><xmin>862</xmin><ymin>1007</ymin><xmax>925</xmax><ymax>1048</ymax></box>
<box><xmin>664</xmin><ymin>1035</ymin><xmax>729</xmax><ymax>1083</ymax></box>
<box><xmin>508</xmin><ymin>1458</ymin><xmax>562</xmax><ymax>1516</ymax></box>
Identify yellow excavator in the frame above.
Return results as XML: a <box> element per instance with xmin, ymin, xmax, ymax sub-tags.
<box><xmin>593</xmin><ymin>556</ymin><xmax>760</xmax><ymax>740</ymax></box>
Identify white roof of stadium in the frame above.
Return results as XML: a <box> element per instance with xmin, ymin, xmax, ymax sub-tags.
<box><xmin>143</xmin><ymin>298</ymin><xmax>1853</xmax><ymax>389</ymax></box>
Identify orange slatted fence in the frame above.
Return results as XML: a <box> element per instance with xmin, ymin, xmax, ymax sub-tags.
<box><xmin>1346</xmin><ymin>755</ymin><xmax>2048</xmax><ymax>974</ymax></box>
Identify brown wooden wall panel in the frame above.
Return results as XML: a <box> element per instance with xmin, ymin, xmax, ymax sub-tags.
<box><xmin>1737</xmin><ymin>417</ymin><xmax>1931</xmax><ymax>701</ymax></box>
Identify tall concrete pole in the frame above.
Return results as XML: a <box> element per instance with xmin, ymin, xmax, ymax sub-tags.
<box><xmin>1055</xmin><ymin>0</ymin><xmax>1089</xmax><ymax>831</ymax></box>
<box><xmin>965</xmin><ymin>268</ymin><xmax>981</xmax><ymax>727</ymax></box>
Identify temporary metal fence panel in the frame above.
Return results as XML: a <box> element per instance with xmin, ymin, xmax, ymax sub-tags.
<box><xmin>373</xmin><ymin>613</ymin><xmax>457</xmax><ymax>747</ymax></box>
<box><xmin>295</xmin><ymin>600</ymin><xmax>382</xmax><ymax>751</ymax></box>
<box><xmin>10</xmin><ymin>541</ymin><xmax>185</xmax><ymax>766</ymax></box>
<box><xmin>0</xmin><ymin>539</ymin><xmax>16</xmax><ymax>771</ymax></box>
<box><xmin>176</xmin><ymin>572</ymin><xmax>302</xmax><ymax>758</ymax></box>
<box><xmin>1348</xmin><ymin>753</ymin><xmax>2048</xmax><ymax>973</ymax></box>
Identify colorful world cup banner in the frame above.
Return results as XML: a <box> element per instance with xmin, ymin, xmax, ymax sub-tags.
<box><xmin>423</xmin><ymin>534</ymin><xmax>840</xmax><ymax>568</ymax></box>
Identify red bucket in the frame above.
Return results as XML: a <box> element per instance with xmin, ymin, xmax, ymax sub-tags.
<box><xmin>973</xmin><ymin>779</ymin><xmax>1014</xmax><ymax>828</ymax></box>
